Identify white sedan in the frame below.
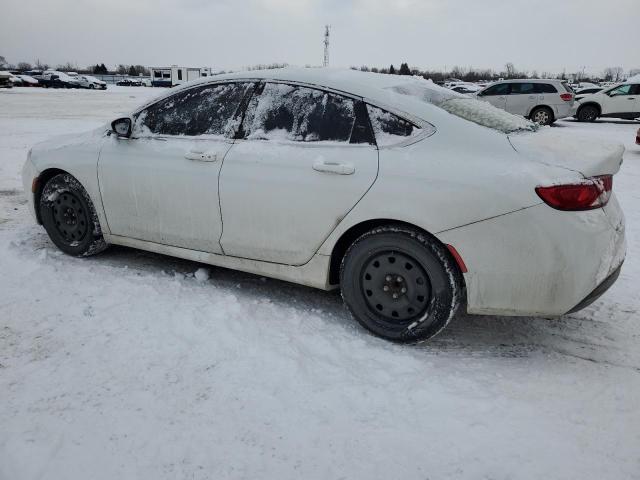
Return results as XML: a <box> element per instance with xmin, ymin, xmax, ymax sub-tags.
<box><xmin>22</xmin><ymin>69</ymin><xmax>626</xmax><ymax>342</ymax></box>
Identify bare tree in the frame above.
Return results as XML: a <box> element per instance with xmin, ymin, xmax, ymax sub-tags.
<box><xmin>17</xmin><ymin>62</ymin><xmax>32</xmax><ymax>71</ymax></box>
<box><xmin>504</xmin><ymin>62</ymin><xmax>516</xmax><ymax>78</ymax></box>
<box><xmin>0</xmin><ymin>55</ymin><xmax>7</xmax><ymax>67</ymax></box>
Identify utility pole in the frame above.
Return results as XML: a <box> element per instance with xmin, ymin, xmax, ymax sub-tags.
<box><xmin>323</xmin><ymin>25</ymin><xmax>330</xmax><ymax>67</ymax></box>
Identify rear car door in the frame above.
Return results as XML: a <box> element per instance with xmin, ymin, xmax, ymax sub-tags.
<box><xmin>98</xmin><ymin>82</ymin><xmax>254</xmax><ymax>253</ymax></box>
<box><xmin>478</xmin><ymin>83</ymin><xmax>510</xmax><ymax>110</ymax></box>
<box><xmin>505</xmin><ymin>82</ymin><xmax>536</xmax><ymax>116</ymax></box>
<box><xmin>218</xmin><ymin>82</ymin><xmax>379</xmax><ymax>265</ymax></box>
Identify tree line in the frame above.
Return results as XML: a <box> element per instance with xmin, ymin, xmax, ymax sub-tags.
<box><xmin>352</xmin><ymin>62</ymin><xmax>639</xmax><ymax>84</ymax></box>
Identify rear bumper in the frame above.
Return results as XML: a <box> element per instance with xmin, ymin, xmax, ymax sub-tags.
<box><xmin>437</xmin><ymin>200</ymin><xmax>626</xmax><ymax>317</ymax></box>
<box><xmin>553</xmin><ymin>103</ymin><xmax>575</xmax><ymax>120</ymax></box>
<box><xmin>567</xmin><ymin>263</ymin><xmax>622</xmax><ymax>314</ymax></box>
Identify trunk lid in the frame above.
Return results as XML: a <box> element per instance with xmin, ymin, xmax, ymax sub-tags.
<box><xmin>508</xmin><ymin>128</ymin><xmax>624</xmax><ymax>177</ymax></box>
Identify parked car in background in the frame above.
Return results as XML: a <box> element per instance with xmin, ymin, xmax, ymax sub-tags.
<box><xmin>636</xmin><ymin>127</ymin><xmax>640</xmax><ymax>145</ymax></box>
<box><xmin>575</xmin><ymin>82</ymin><xmax>640</xmax><ymax>121</ymax></box>
<box><xmin>75</xmin><ymin>75</ymin><xmax>107</xmax><ymax>90</ymax></box>
<box><xmin>40</xmin><ymin>71</ymin><xmax>82</xmax><ymax>88</ymax></box>
<box><xmin>0</xmin><ymin>71</ymin><xmax>12</xmax><ymax>88</ymax></box>
<box><xmin>116</xmin><ymin>78</ymin><xmax>142</xmax><ymax>86</ymax></box>
<box><xmin>450</xmin><ymin>83</ymin><xmax>482</xmax><ymax>94</ymax></box>
<box><xmin>475</xmin><ymin>79</ymin><xmax>575</xmax><ymax>125</ymax></box>
<box><xmin>22</xmin><ymin>69</ymin><xmax>625</xmax><ymax>343</ymax></box>
<box><xmin>575</xmin><ymin>87</ymin><xmax>603</xmax><ymax>99</ymax></box>
<box><xmin>16</xmin><ymin>74</ymin><xmax>40</xmax><ymax>86</ymax></box>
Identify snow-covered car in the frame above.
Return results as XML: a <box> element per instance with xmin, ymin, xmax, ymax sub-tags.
<box><xmin>16</xmin><ymin>74</ymin><xmax>39</xmax><ymax>86</ymax></box>
<box><xmin>75</xmin><ymin>75</ymin><xmax>107</xmax><ymax>90</ymax></box>
<box><xmin>0</xmin><ymin>71</ymin><xmax>12</xmax><ymax>88</ymax></box>
<box><xmin>40</xmin><ymin>71</ymin><xmax>81</xmax><ymax>88</ymax></box>
<box><xmin>21</xmin><ymin>69</ymin><xmax>626</xmax><ymax>343</ymax></box>
<box><xmin>475</xmin><ymin>79</ymin><xmax>575</xmax><ymax>125</ymax></box>
<box><xmin>450</xmin><ymin>83</ymin><xmax>482</xmax><ymax>95</ymax></box>
<box><xmin>575</xmin><ymin>82</ymin><xmax>640</xmax><ymax>122</ymax></box>
<box><xmin>575</xmin><ymin>87</ymin><xmax>603</xmax><ymax>99</ymax></box>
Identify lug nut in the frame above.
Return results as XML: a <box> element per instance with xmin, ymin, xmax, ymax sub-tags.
<box><xmin>386</xmin><ymin>275</ymin><xmax>392</xmax><ymax>281</ymax></box>
<box><xmin>392</xmin><ymin>293</ymin><xmax>399</xmax><ymax>299</ymax></box>
<box><xmin>397</xmin><ymin>276</ymin><xmax>403</xmax><ymax>282</ymax></box>
<box><xmin>383</xmin><ymin>285</ymin><xmax>389</xmax><ymax>292</ymax></box>
<box><xmin>401</xmin><ymin>287</ymin><xmax>407</xmax><ymax>293</ymax></box>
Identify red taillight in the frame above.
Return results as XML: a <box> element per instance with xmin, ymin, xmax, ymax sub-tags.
<box><xmin>536</xmin><ymin>175</ymin><xmax>612</xmax><ymax>211</ymax></box>
<box><xmin>560</xmin><ymin>93</ymin><xmax>573</xmax><ymax>101</ymax></box>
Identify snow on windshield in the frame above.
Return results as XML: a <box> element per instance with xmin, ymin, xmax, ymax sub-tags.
<box><xmin>388</xmin><ymin>79</ymin><xmax>537</xmax><ymax>134</ymax></box>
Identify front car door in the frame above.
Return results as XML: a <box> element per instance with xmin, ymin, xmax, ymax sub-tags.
<box><xmin>478</xmin><ymin>82</ymin><xmax>510</xmax><ymax>110</ymax></box>
<box><xmin>218</xmin><ymin>82</ymin><xmax>379</xmax><ymax>265</ymax></box>
<box><xmin>601</xmin><ymin>84</ymin><xmax>639</xmax><ymax>118</ymax></box>
<box><xmin>98</xmin><ymin>82</ymin><xmax>254</xmax><ymax>253</ymax></box>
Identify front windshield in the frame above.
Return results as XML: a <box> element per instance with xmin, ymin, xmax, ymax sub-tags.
<box><xmin>387</xmin><ymin>79</ymin><xmax>537</xmax><ymax>134</ymax></box>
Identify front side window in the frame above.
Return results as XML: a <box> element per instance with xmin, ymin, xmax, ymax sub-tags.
<box><xmin>482</xmin><ymin>83</ymin><xmax>510</xmax><ymax>96</ymax></box>
<box><xmin>609</xmin><ymin>84</ymin><xmax>633</xmax><ymax>96</ymax></box>
<box><xmin>366</xmin><ymin>105</ymin><xmax>423</xmax><ymax>146</ymax></box>
<box><xmin>510</xmin><ymin>83</ymin><xmax>535</xmax><ymax>95</ymax></box>
<box><xmin>241</xmin><ymin>83</ymin><xmax>356</xmax><ymax>142</ymax></box>
<box><xmin>177</xmin><ymin>70</ymin><xmax>182</xmax><ymax>81</ymax></box>
<box><xmin>134</xmin><ymin>82</ymin><xmax>252</xmax><ymax>137</ymax></box>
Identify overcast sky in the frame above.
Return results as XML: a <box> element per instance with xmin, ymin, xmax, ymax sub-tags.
<box><xmin>1</xmin><ymin>0</ymin><xmax>638</xmax><ymax>75</ymax></box>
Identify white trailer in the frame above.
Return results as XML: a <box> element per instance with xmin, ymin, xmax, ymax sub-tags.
<box><xmin>149</xmin><ymin>66</ymin><xmax>212</xmax><ymax>87</ymax></box>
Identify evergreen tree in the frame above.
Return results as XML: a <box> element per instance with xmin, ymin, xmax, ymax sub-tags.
<box><xmin>128</xmin><ymin>65</ymin><xmax>137</xmax><ymax>76</ymax></box>
<box><xmin>399</xmin><ymin>62</ymin><xmax>411</xmax><ymax>75</ymax></box>
<box><xmin>389</xmin><ymin>64</ymin><xmax>396</xmax><ymax>75</ymax></box>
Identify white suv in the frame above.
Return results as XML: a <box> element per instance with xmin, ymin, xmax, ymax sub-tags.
<box><xmin>475</xmin><ymin>79</ymin><xmax>575</xmax><ymax>125</ymax></box>
<box><xmin>575</xmin><ymin>82</ymin><xmax>640</xmax><ymax>122</ymax></box>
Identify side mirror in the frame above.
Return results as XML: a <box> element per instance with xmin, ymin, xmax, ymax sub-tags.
<box><xmin>111</xmin><ymin>117</ymin><xmax>132</xmax><ymax>138</ymax></box>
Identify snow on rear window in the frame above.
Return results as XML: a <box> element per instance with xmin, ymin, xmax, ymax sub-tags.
<box><xmin>388</xmin><ymin>80</ymin><xmax>537</xmax><ymax>134</ymax></box>
<box><xmin>366</xmin><ymin>104</ymin><xmax>424</xmax><ymax>146</ymax></box>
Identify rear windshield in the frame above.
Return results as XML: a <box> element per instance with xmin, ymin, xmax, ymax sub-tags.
<box><xmin>388</xmin><ymin>80</ymin><xmax>537</xmax><ymax>134</ymax></box>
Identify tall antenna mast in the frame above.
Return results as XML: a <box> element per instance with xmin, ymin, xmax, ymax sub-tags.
<box><xmin>323</xmin><ymin>25</ymin><xmax>330</xmax><ymax>67</ymax></box>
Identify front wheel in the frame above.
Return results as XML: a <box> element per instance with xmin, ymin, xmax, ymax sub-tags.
<box><xmin>39</xmin><ymin>173</ymin><xmax>108</xmax><ymax>257</ymax></box>
<box><xmin>340</xmin><ymin>226</ymin><xmax>464</xmax><ymax>343</ymax></box>
<box><xmin>577</xmin><ymin>105</ymin><xmax>599</xmax><ymax>122</ymax></box>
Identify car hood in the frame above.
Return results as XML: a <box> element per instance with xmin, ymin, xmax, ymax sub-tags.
<box><xmin>31</xmin><ymin>126</ymin><xmax>107</xmax><ymax>157</ymax></box>
<box><xmin>508</xmin><ymin>127</ymin><xmax>624</xmax><ymax>177</ymax></box>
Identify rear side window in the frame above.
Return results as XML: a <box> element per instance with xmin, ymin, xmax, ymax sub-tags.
<box><xmin>534</xmin><ymin>83</ymin><xmax>558</xmax><ymax>94</ymax></box>
<box><xmin>242</xmin><ymin>83</ymin><xmax>356</xmax><ymax>142</ymax></box>
<box><xmin>510</xmin><ymin>83</ymin><xmax>535</xmax><ymax>94</ymax></box>
<box><xmin>366</xmin><ymin>105</ymin><xmax>422</xmax><ymax>146</ymax></box>
<box><xmin>482</xmin><ymin>83</ymin><xmax>510</xmax><ymax>96</ymax></box>
<box><xmin>134</xmin><ymin>82</ymin><xmax>252</xmax><ymax>137</ymax></box>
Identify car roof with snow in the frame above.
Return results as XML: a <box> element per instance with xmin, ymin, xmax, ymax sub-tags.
<box><xmin>139</xmin><ymin>68</ymin><xmax>537</xmax><ymax>134</ymax></box>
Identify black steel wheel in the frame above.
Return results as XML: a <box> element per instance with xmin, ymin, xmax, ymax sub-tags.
<box><xmin>577</xmin><ymin>105</ymin><xmax>599</xmax><ymax>122</ymax></box>
<box><xmin>340</xmin><ymin>226</ymin><xmax>464</xmax><ymax>343</ymax></box>
<box><xmin>39</xmin><ymin>173</ymin><xmax>108</xmax><ymax>257</ymax></box>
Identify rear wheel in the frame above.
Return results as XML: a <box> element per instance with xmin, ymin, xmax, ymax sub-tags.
<box><xmin>530</xmin><ymin>107</ymin><xmax>554</xmax><ymax>126</ymax></box>
<box><xmin>39</xmin><ymin>173</ymin><xmax>108</xmax><ymax>257</ymax></box>
<box><xmin>340</xmin><ymin>226</ymin><xmax>464</xmax><ymax>343</ymax></box>
<box><xmin>577</xmin><ymin>105</ymin><xmax>599</xmax><ymax>122</ymax></box>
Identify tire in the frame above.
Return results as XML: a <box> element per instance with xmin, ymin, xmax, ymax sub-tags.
<box><xmin>39</xmin><ymin>173</ymin><xmax>108</xmax><ymax>257</ymax></box>
<box><xmin>530</xmin><ymin>107</ymin><xmax>554</xmax><ymax>126</ymax></box>
<box><xmin>577</xmin><ymin>105</ymin><xmax>599</xmax><ymax>122</ymax></box>
<box><xmin>89</xmin><ymin>84</ymin><xmax>95</xmax><ymax>89</ymax></box>
<box><xmin>340</xmin><ymin>226</ymin><xmax>464</xmax><ymax>343</ymax></box>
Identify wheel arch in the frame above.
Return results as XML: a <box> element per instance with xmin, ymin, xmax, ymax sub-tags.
<box><xmin>528</xmin><ymin>104</ymin><xmax>555</xmax><ymax>120</ymax></box>
<box><xmin>327</xmin><ymin>218</ymin><xmax>467</xmax><ymax>287</ymax></box>
<box><xmin>577</xmin><ymin>102</ymin><xmax>602</xmax><ymax>116</ymax></box>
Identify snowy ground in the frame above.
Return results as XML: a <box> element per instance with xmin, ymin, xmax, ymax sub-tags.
<box><xmin>1</xmin><ymin>86</ymin><xmax>640</xmax><ymax>480</ymax></box>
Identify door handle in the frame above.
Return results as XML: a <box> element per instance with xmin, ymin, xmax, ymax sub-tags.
<box><xmin>312</xmin><ymin>160</ymin><xmax>355</xmax><ymax>175</ymax></box>
<box><xmin>628</xmin><ymin>97</ymin><xmax>636</xmax><ymax>100</ymax></box>
<box><xmin>184</xmin><ymin>150</ymin><xmax>218</xmax><ymax>162</ymax></box>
